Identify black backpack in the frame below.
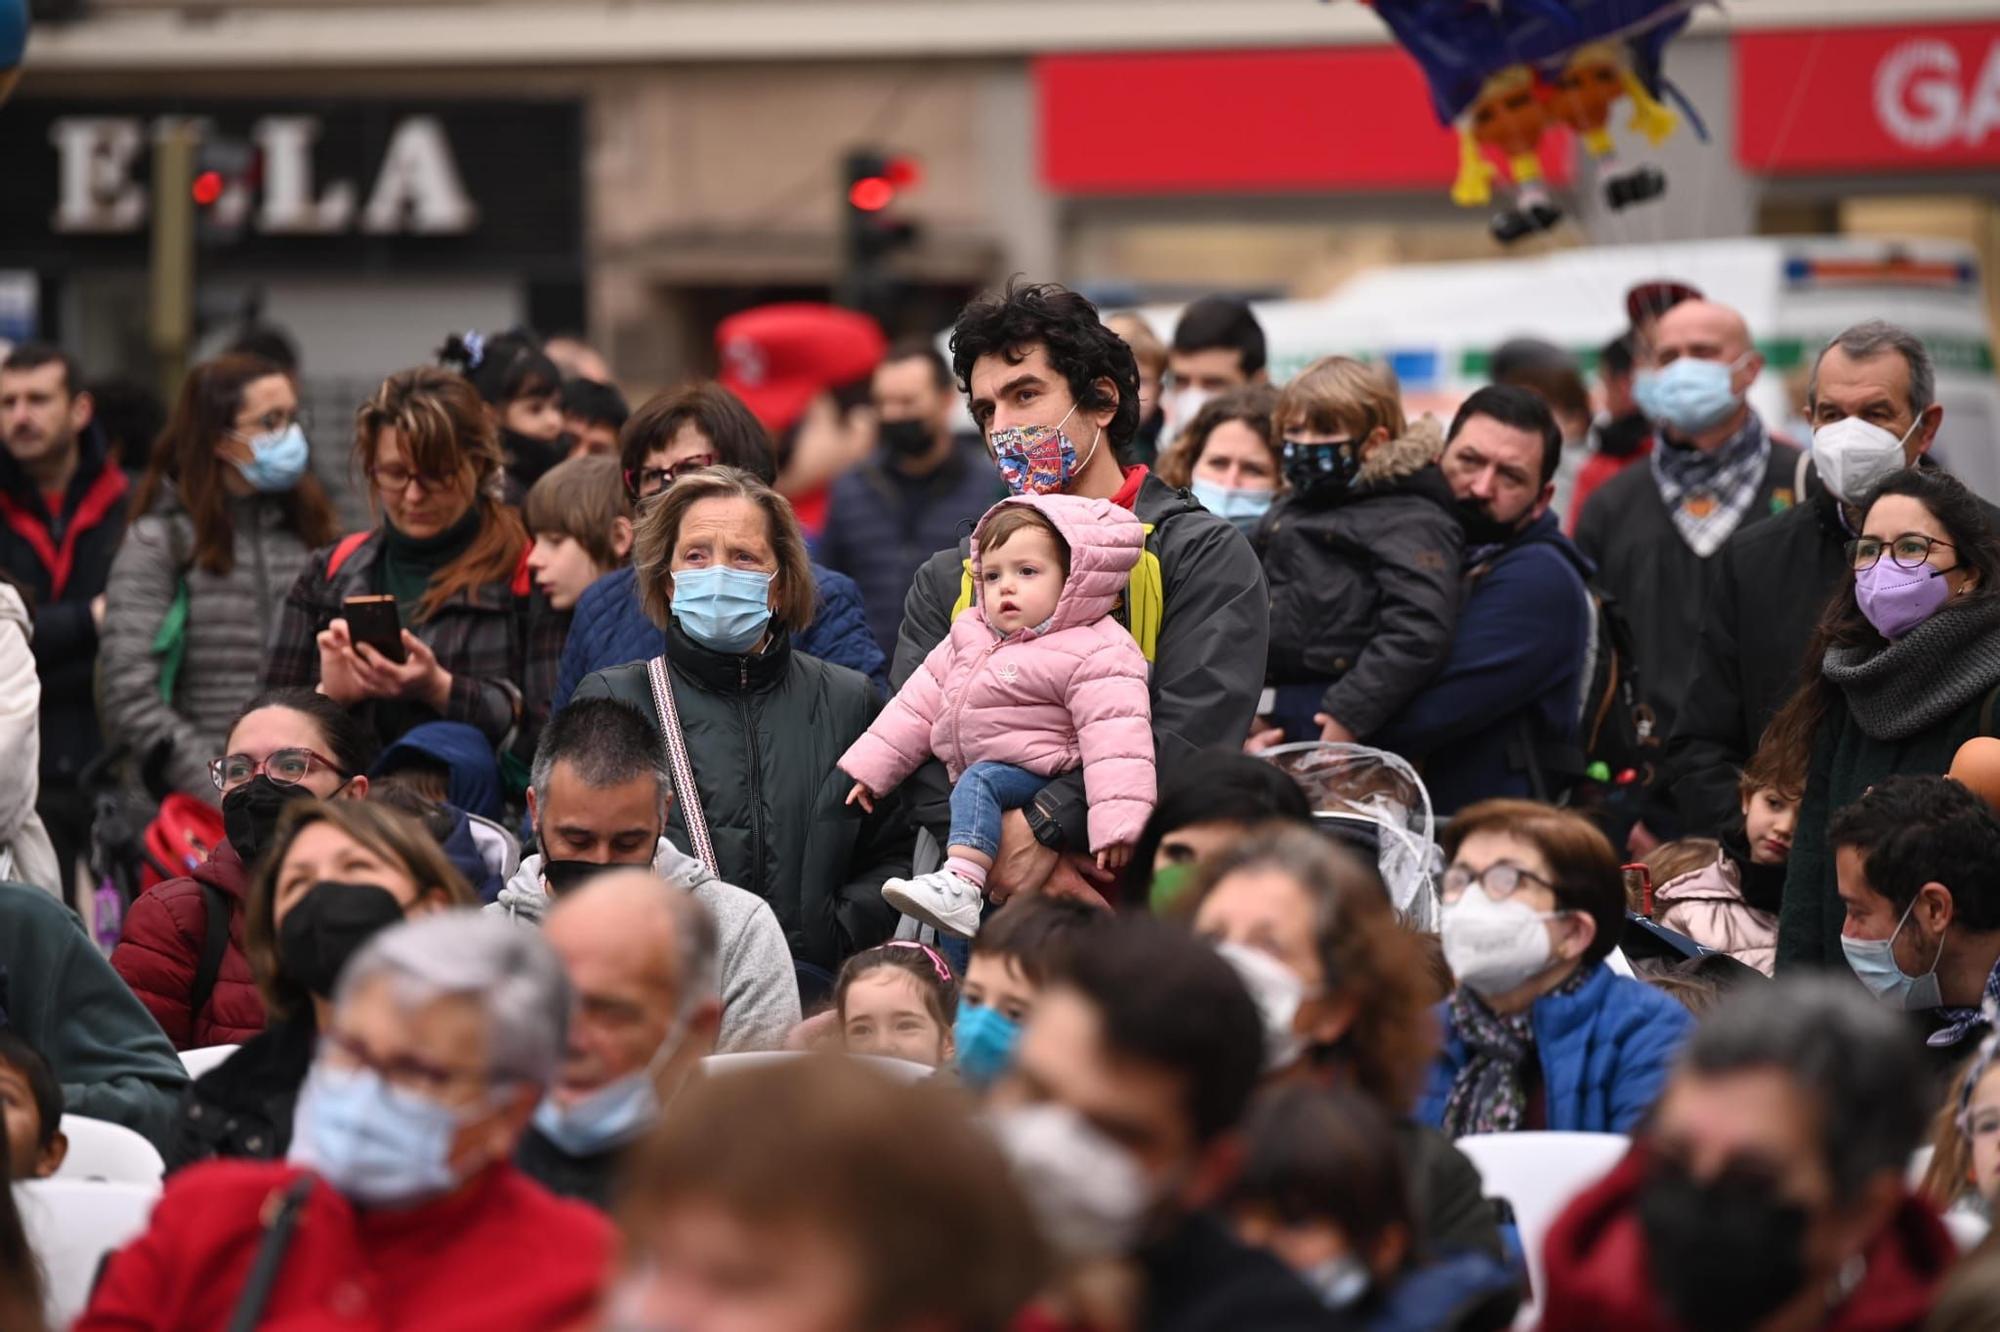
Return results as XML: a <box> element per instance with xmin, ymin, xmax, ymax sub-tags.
<box><xmin>188</xmin><ymin>881</ymin><xmax>232</xmax><ymax>1035</ymax></box>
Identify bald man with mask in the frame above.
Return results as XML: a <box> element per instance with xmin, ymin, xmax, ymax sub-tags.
<box><xmin>1574</xmin><ymin>299</ymin><xmax>1803</xmax><ymax>840</ymax></box>
<box><xmin>517</xmin><ymin>869</ymin><xmax>721</xmax><ymax>1209</ymax></box>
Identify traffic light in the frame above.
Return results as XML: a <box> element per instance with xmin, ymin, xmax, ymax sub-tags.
<box><xmin>840</xmin><ymin>147</ymin><xmax>920</xmax><ymax>320</ymax></box>
<box><xmin>192</xmin><ymin>132</ymin><xmax>256</xmax><ymax>247</ymax></box>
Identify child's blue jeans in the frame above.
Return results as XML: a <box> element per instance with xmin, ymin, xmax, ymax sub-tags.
<box><xmin>947</xmin><ymin>761</ymin><xmax>1053</xmax><ymax>860</ymax></box>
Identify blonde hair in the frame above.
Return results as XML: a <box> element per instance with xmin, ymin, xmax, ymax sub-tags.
<box><xmin>632</xmin><ymin>466</ymin><xmax>816</xmax><ymax>638</ymax></box>
<box><xmin>1275</xmin><ymin>356</ymin><xmax>1406</xmax><ymax>441</ymax></box>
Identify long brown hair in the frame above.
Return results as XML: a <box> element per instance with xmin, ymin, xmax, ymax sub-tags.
<box><xmin>130</xmin><ymin>354</ymin><xmax>338</xmax><ymax>575</ymax></box>
<box><xmin>1762</xmin><ymin>468</ymin><xmax>2000</xmax><ymax>782</ymax></box>
<box><xmin>354</xmin><ymin>368</ymin><xmax>527</xmax><ymax>623</ymax></box>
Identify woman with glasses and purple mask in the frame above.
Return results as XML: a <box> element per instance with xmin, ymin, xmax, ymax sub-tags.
<box><xmin>111</xmin><ymin>688</ymin><xmax>375</xmax><ymax>1051</ymax></box>
<box><xmin>1765</xmin><ymin>467</ymin><xmax>2000</xmax><ymax>971</ymax></box>
<box><xmin>162</xmin><ymin>798</ymin><xmax>474</xmax><ymax>1172</ymax></box>
<box><xmin>1418</xmin><ymin>800</ymin><xmax>1692</xmax><ymax>1137</ymax></box>
<box><xmin>101</xmin><ymin>354</ymin><xmax>339</xmax><ymax>803</ymax></box>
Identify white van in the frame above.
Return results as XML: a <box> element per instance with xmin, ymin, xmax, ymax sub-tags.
<box><xmin>1138</xmin><ymin>236</ymin><xmax>2000</xmax><ymax>502</ymax></box>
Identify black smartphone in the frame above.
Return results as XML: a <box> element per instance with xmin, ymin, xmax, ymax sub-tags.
<box><xmin>342</xmin><ymin>594</ymin><xmax>407</xmax><ymax>664</ymax></box>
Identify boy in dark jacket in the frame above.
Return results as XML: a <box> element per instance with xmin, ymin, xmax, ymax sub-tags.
<box><xmin>1259</xmin><ymin>357</ymin><xmax>1462</xmax><ymax>744</ymax></box>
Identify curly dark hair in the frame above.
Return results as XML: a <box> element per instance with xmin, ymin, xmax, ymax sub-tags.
<box><xmin>948</xmin><ymin>279</ymin><xmax>1141</xmax><ymax>462</ymax></box>
<box><xmin>1830</xmin><ymin>774</ymin><xmax>2000</xmax><ymax>928</ymax></box>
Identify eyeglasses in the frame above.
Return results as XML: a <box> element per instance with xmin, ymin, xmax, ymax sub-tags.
<box><xmin>368</xmin><ymin>463</ymin><xmax>457</xmax><ymax>496</ymax></box>
<box><xmin>1847</xmin><ymin>533</ymin><xmax>1957</xmax><ymax>572</ymax></box>
<box><xmin>623</xmin><ymin>455</ymin><xmax>718</xmax><ymax>501</ymax></box>
<box><xmin>208</xmin><ymin>747</ymin><xmax>345</xmax><ymax>792</ymax></box>
<box><xmin>231</xmin><ymin>406</ymin><xmax>311</xmax><ymax>440</ymax></box>
<box><xmin>1440</xmin><ymin>862</ymin><xmax>1559</xmax><ymax>904</ymax></box>
<box><xmin>318</xmin><ymin>1029</ymin><xmax>487</xmax><ymax>1101</ymax></box>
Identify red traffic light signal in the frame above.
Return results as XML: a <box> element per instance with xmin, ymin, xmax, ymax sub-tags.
<box><xmin>884</xmin><ymin>155</ymin><xmax>921</xmax><ymax>190</ymax></box>
<box><xmin>191</xmin><ymin>169</ymin><xmax>226</xmax><ymax>207</ymax></box>
<box><xmin>848</xmin><ymin>176</ymin><xmax>895</xmax><ymax>212</ymax></box>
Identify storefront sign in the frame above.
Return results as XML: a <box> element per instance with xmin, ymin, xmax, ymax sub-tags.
<box><xmin>1035</xmin><ymin>49</ymin><xmax>1571</xmax><ymax>194</ymax></box>
<box><xmin>1737</xmin><ymin>23</ymin><xmax>2000</xmax><ymax>172</ymax></box>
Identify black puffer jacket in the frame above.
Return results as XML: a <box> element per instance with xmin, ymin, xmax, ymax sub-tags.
<box><xmin>573</xmin><ymin>621</ymin><xmax>910</xmax><ymax>972</ymax></box>
<box><xmin>1259</xmin><ymin>420</ymin><xmax>1463</xmax><ymax>740</ymax></box>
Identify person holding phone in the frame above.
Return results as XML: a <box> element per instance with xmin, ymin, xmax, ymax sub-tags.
<box><xmin>263</xmin><ymin>367</ymin><xmax>553</xmax><ymax>771</ymax></box>
<box><xmin>101</xmin><ymin>354</ymin><xmax>339</xmax><ymax>803</ymax></box>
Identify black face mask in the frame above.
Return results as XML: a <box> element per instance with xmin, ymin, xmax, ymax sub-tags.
<box><xmin>1637</xmin><ymin>1158</ymin><xmax>1812</xmax><ymax>1332</ymax></box>
<box><xmin>502</xmin><ymin>427</ymin><xmax>565</xmax><ymax>489</ymax></box>
<box><xmin>222</xmin><ymin>776</ymin><xmax>315</xmax><ymax>866</ymax></box>
<box><xmin>1598</xmin><ymin>411</ymin><xmax>1651</xmax><ymax>460</ymax></box>
<box><xmin>277</xmin><ymin>881</ymin><xmax>410</xmax><ymax>998</ymax></box>
<box><xmin>1282</xmin><ymin>439</ymin><xmax>1362</xmax><ymax>505</ymax></box>
<box><xmin>879</xmin><ymin>418</ymin><xmax>935</xmax><ymax>459</ymax></box>
<box><xmin>1454</xmin><ymin>496</ymin><xmax>1524</xmax><ymax>548</ymax></box>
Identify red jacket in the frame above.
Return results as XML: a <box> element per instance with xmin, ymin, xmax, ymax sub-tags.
<box><xmin>78</xmin><ymin>1159</ymin><xmax>613</xmax><ymax>1332</ymax></box>
<box><xmin>110</xmin><ymin>839</ymin><xmax>265</xmax><ymax>1049</ymax></box>
<box><xmin>1539</xmin><ymin>1148</ymin><xmax>1954</xmax><ymax>1332</ymax></box>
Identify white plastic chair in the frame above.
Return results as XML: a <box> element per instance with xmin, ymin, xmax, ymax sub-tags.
<box><xmin>180</xmin><ymin>1043</ymin><xmax>240</xmax><ymax>1079</ymax></box>
<box><xmin>701</xmin><ymin>1050</ymin><xmax>935</xmax><ymax>1083</ymax></box>
<box><xmin>14</xmin><ymin>1177</ymin><xmax>159</xmax><ymax>1327</ymax></box>
<box><xmin>54</xmin><ymin>1114</ymin><xmax>165</xmax><ymax>1183</ymax></box>
<box><xmin>1455</xmin><ymin>1131</ymin><xmax>1632</xmax><ymax>1329</ymax></box>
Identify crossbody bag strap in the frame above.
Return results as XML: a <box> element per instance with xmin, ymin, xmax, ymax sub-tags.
<box><xmin>645</xmin><ymin>655</ymin><xmax>720</xmax><ymax>878</ymax></box>
<box><xmin>225</xmin><ymin>1174</ymin><xmax>317</xmax><ymax>1332</ymax></box>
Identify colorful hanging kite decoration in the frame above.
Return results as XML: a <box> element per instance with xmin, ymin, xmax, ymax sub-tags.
<box><xmin>1362</xmin><ymin>0</ymin><xmax>1706</xmax><ymax>243</ymax></box>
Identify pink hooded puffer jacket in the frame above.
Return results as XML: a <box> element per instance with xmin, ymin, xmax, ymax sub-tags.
<box><xmin>1653</xmin><ymin>850</ymin><xmax>1778</xmax><ymax>976</ymax></box>
<box><xmin>839</xmin><ymin>493</ymin><xmax>1156</xmax><ymax>851</ymax></box>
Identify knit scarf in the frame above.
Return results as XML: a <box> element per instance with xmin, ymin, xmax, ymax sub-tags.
<box><xmin>1440</xmin><ymin>968</ymin><xmax>1592</xmax><ymax>1138</ymax></box>
<box><xmin>1822</xmin><ymin>597</ymin><xmax>2000</xmax><ymax>741</ymax></box>
<box><xmin>1648</xmin><ymin>413</ymin><xmax>1771</xmax><ymax>558</ymax></box>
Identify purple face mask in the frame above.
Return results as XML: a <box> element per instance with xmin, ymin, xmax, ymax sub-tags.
<box><xmin>1856</xmin><ymin>559</ymin><xmax>1953</xmax><ymax>640</ymax></box>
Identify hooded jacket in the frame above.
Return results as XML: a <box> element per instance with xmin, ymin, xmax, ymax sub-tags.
<box><xmin>110</xmin><ymin>839</ymin><xmax>266</xmax><ymax>1049</ymax></box>
<box><xmin>1259</xmin><ymin>419</ymin><xmax>1464</xmax><ymax>740</ymax></box>
<box><xmin>0</xmin><ymin>582</ymin><xmax>59</xmax><ymax>895</ymax></box>
<box><xmin>1653</xmin><ymin>848</ymin><xmax>1779</xmax><ymax>976</ymax></box>
<box><xmin>489</xmin><ymin>838</ymin><xmax>803</xmax><ymax>1052</ymax></box>
<box><xmin>839</xmin><ymin>494</ymin><xmax>1155</xmax><ymax>852</ymax></box>
<box><xmin>372</xmin><ymin>720</ymin><xmax>505</xmax><ymax>822</ymax></box>
<box><xmin>891</xmin><ymin>468</ymin><xmax>1268</xmax><ymax>860</ymax></box>
<box><xmin>100</xmin><ymin>482</ymin><xmax>320</xmax><ymax>803</ymax></box>
<box><xmin>1538</xmin><ymin>1147</ymin><xmax>1954</xmax><ymax>1332</ymax></box>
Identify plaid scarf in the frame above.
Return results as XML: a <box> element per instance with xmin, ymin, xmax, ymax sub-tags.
<box><xmin>1931</xmin><ymin>957</ymin><xmax>2000</xmax><ymax>1050</ymax></box>
<box><xmin>1648</xmin><ymin>412</ymin><xmax>1771</xmax><ymax>558</ymax></box>
<box><xmin>1440</xmin><ymin>968</ymin><xmax>1594</xmax><ymax>1137</ymax></box>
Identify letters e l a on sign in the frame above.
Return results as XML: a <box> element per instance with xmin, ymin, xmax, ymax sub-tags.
<box><xmin>48</xmin><ymin>113</ymin><xmax>479</xmax><ymax>236</ymax></box>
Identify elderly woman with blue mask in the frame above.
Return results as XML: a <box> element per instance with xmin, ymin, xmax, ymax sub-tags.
<box><xmin>571</xmin><ymin>466</ymin><xmax>911</xmax><ymax>990</ymax></box>
<box><xmin>78</xmin><ymin>911</ymin><xmax>613</xmax><ymax>1332</ymax></box>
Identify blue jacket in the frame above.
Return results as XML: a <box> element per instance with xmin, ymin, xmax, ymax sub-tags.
<box><xmin>551</xmin><ymin>562</ymin><xmax>887</xmax><ymax>715</ymax></box>
<box><xmin>818</xmin><ymin>439</ymin><xmax>1006</xmax><ymax>656</ymax></box>
<box><xmin>1374</xmin><ymin>512</ymin><xmax>1593</xmax><ymax>814</ymax></box>
<box><xmin>1417</xmin><ymin>962</ymin><xmax>1693</xmax><ymax>1134</ymax></box>
<box><xmin>372</xmin><ymin>720</ymin><xmax>504</xmax><ymax>821</ymax></box>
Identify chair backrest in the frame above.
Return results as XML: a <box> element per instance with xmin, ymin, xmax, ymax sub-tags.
<box><xmin>702</xmin><ymin>1051</ymin><xmax>935</xmax><ymax>1083</ymax></box>
<box><xmin>180</xmin><ymin>1043</ymin><xmax>240</xmax><ymax>1080</ymax></box>
<box><xmin>55</xmin><ymin>1114</ymin><xmax>165</xmax><ymax>1184</ymax></box>
<box><xmin>14</xmin><ymin>1177</ymin><xmax>159</xmax><ymax>1328</ymax></box>
<box><xmin>1455</xmin><ymin>1131</ymin><xmax>1631</xmax><ymax>1328</ymax></box>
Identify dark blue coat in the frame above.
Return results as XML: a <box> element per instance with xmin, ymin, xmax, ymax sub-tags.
<box><xmin>372</xmin><ymin>720</ymin><xmax>503</xmax><ymax>822</ymax></box>
<box><xmin>550</xmin><ymin>562</ymin><xmax>886</xmax><ymax>716</ymax></box>
<box><xmin>1374</xmin><ymin>512</ymin><xmax>1594</xmax><ymax>815</ymax></box>
<box><xmin>1417</xmin><ymin>962</ymin><xmax>1693</xmax><ymax>1134</ymax></box>
<box><xmin>818</xmin><ymin>438</ymin><xmax>1006</xmax><ymax>656</ymax></box>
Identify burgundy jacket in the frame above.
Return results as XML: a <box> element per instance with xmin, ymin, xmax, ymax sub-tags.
<box><xmin>110</xmin><ymin>840</ymin><xmax>266</xmax><ymax>1049</ymax></box>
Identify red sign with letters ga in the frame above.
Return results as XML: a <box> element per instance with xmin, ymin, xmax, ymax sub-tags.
<box><xmin>1737</xmin><ymin>23</ymin><xmax>2000</xmax><ymax>173</ymax></box>
<box><xmin>1035</xmin><ymin>49</ymin><xmax>1572</xmax><ymax>194</ymax></box>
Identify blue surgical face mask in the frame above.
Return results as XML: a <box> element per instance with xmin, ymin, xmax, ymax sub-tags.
<box><xmin>671</xmin><ymin>565</ymin><xmax>774</xmax><ymax>654</ymax></box>
<box><xmin>1190</xmin><ymin>478</ymin><xmax>1275</xmax><ymax>533</ymax></box>
<box><xmin>1634</xmin><ymin>356</ymin><xmax>1747</xmax><ymax>436</ymax></box>
<box><xmin>1301</xmin><ymin>1256</ymin><xmax>1372</xmax><ymax>1311</ymax></box>
<box><xmin>954</xmin><ymin>1001</ymin><xmax>1022</xmax><ymax>1091</ymax></box>
<box><xmin>531</xmin><ymin>1011</ymin><xmax>686</xmax><ymax>1157</ymax></box>
<box><xmin>288</xmin><ymin>1062</ymin><xmax>478</xmax><ymax>1207</ymax></box>
<box><xmin>1840</xmin><ymin>896</ymin><xmax>1947</xmax><ymax>1011</ymax></box>
<box><xmin>233</xmin><ymin>422</ymin><xmax>311</xmax><ymax>493</ymax></box>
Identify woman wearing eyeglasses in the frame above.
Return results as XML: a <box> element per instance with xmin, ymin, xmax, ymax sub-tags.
<box><xmin>162</xmin><ymin>797</ymin><xmax>472</xmax><ymax>1172</ymax></box>
<box><xmin>100</xmin><ymin>354</ymin><xmax>339</xmax><ymax>802</ymax></box>
<box><xmin>263</xmin><ymin>367</ymin><xmax>556</xmax><ymax>766</ymax></box>
<box><xmin>1418</xmin><ymin>799</ymin><xmax>1692</xmax><ymax>1137</ymax></box>
<box><xmin>1766</xmin><ymin>467</ymin><xmax>2000</xmax><ymax>971</ymax></box>
<box><xmin>111</xmin><ymin>689</ymin><xmax>376</xmax><ymax>1051</ymax></box>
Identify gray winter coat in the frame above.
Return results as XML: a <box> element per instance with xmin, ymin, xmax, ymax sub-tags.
<box><xmin>100</xmin><ymin>488</ymin><xmax>319</xmax><ymax>803</ymax></box>
<box><xmin>488</xmin><ymin>838</ymin><xmax>803</xmax><ymax>1053</ymax></box>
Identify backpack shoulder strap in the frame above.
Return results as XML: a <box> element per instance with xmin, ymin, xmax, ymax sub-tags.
<box><xmin>323</xmin><ymin>531</ymin><xmax>371</xmax><ymax>582</ymax></box>
<box><xmin>510</xmin><ymin>541</ymin><xmax>535</xmax><ymax>600</ymax></box>
<box><xmin>189</xmin><ymin>881</ymin><xmax>232</xmax><ymax>1031</ymax></box>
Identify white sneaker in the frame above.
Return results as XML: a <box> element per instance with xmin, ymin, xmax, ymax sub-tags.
<box><xmin>882</xmin><ymin>869</ymin><xmax>984</xmax><ymax>939</ymax></box>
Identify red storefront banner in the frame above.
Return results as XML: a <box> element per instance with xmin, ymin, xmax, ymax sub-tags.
<box><xmin>1035</xmin><ymin>49</ymin><xmax>1572</xmax><ymax>195</ymax></box>
<box><xmin>1737</xmin><ymin>23</ymin><xmax>2000</xmax><ymax>173</ymax></box>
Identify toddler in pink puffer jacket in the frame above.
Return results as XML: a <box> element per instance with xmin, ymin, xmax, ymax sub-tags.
<box><xmin>839</xmin><ymin>493</ymin><xmax>1156</xmax><ymax>938</ymax></box>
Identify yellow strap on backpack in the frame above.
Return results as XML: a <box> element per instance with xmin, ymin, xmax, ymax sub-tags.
<box><xmin>952</xmin><ymin>523</ymin><xmax>1162</xmax><ymax>662</ymax></box>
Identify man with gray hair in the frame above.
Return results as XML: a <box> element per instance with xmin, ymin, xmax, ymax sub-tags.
<box><xmin>517</xmin><ymin>869</ymin><xmax>722</xmax><ymax>1208</ymax></box>
<box><xmin>82</xmin><ymin>910</ymin><xmax>616</xmax><ymax>1328</ymax></box>
<box><xmin>1537</xmin><ymin>977</ymin><xmax>1953</xmax><ymax>1330</ymax></box>
<box><xmin>492</xmin><ymin>695</ymin><xmax>799</xmax><ymax>1052</ymax></box>
<box><xmin>1670</xmin><ymin>318</ymin><xmax>1999</xmax><ymax>837</ymax></box>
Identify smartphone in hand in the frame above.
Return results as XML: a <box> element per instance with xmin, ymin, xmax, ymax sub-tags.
<box><xmin>341</xmin><ymin>595</ymin><xmax>407</xmax><ymax>665</ymax></box>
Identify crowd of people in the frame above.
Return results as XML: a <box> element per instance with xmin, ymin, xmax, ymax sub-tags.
<box><xmin>1</xmin><ymin>267</ymin><xmax>1999</xmax><ymax>1331</ymax></box>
